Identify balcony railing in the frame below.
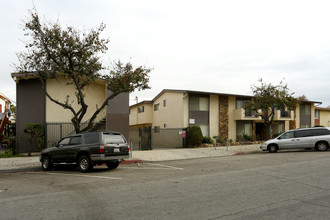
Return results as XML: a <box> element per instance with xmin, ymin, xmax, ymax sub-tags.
<box><xmin>274</xmin><ymin>110</ymin><xmax>294</xmax><ymax>121</ymax></box>
<box><xmin>234</xmin><ymin>108</ymin><xmax>261</xmax><ymax>120</ymax></box>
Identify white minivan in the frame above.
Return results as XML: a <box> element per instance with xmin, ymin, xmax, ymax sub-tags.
<box><xmin>260</xmin><ymin>127</ymin><xmax>330</xmax><ymax>153</ymax></box>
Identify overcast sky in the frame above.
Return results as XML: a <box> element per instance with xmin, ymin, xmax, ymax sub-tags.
<box><xmin>1</xmin><ymin>0</ymin><xmax>330</xmax><ymax>107</ymax></box>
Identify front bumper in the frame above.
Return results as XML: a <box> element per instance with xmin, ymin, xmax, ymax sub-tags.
<box><xmin>90</xmin><ymin>154</ymin><xmax>130</xmax><ymax>161</ymax></box>
<box><xmin>260</xmin><ymin>144</ymin><xmax>267</xmax><ymax>151</ymax></box>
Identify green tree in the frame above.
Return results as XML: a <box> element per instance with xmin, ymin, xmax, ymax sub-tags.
<box><xmin>15</xmin><ymin>9</ymin><xmax>151</xmax><ymax>133</ymax></box>
<box><xmin>245</xmin><ymin>79</ymin><xmax>298</xmax><ymax>139</ymax></box>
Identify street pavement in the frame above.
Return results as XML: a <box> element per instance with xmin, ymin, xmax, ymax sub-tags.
<box><xmin>0</xmin><ymin>144</ymin><xmax>262</xmax><ymax>171</ymax></box>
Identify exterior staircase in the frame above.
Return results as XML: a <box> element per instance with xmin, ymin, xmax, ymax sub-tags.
<box><xmin>89</xmin><ymin>117</ymin><xmax>106</xmax><ymax>132</ymax></box>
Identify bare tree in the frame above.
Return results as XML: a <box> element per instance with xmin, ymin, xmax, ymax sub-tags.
<box><xmin>15</xmin><ymin>9</ymin><xmax>151</xmax><ymax>133</ymax></box>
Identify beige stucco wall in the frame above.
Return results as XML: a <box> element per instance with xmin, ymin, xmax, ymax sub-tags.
<box><xmin>295</xmin><ymin>105</ymin><xmax>300</xmax><ymax>128</ymax></box>
<box><xmin>320</xmin><ymin>110</ymin><xmax>330</xmax><ymax>127</ymax></box>
<box><xmin>153</xmin><ymin>92</ymin><xmax>185</xmax><ymax>128</ymax></box>
<box><xmin>311</xmin><ymin>104</ymin><xmax>315</xmax><ymax>127</ymax></box>
<box><xmin>228</xmin><ymin>96</ymin><xmax>236</xmax><ymax>141</ymax></box>
<box><xmin>209</xmin><ymin>95</ymin><xmax>219</xmax><ymax>138</ymax></box>
<box><xmin>183</xmin><ymin>93</ymin><xmax>189</xmax><ymax>128</ymax></box>
<box><xmin>46</xmin><ymin>78</ymin><xmax>106</xmax><ymax>122</ymax></box>
<box><xmin>129</xmin><ymin>103</ymin><xmax>153</xmax><ymax>126</ymax></box>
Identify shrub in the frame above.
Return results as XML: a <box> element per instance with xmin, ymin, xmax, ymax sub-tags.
<box><xmin>213</xmin><ymin>135</ymin><xmax>224</xmax><ymax>145</ymax></box>
<box><xmin>243</xmin><ymin>133</ymin><xmax>253</xmax><ymax>142</ymax></box>
<box><xmin>24</xmin><ymin>123</ymin><xmax>45</xmax><ymax>156</ymax></box>
<box><xmin>202</xmin><ymin>136</ymin><xmax>213</xmax><ymax>144</ymax></box>
<box><xmin>187</xmin><ymin>126</ymin><xmax>203</xmax><ymax>147</ymax></box>
<box><xmin>237</xmin><ymin>134</ymin><xmax>253</xmax><ymax>142</ymax></box>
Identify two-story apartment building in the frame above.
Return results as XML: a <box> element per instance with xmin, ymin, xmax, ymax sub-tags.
<box><xmin>315</xmin><ymin>107</ymin><xmax>330</xmax><ymax>127</ymax></box>
<box><xmin>12</xmin><ymin>72</ymin><xmax>129</xmax><ymax>153</ymax></box>
<box><xmin>129</xmin><ymin>89</ymin><xmax>321</xmax><ymax>144</ymax></box>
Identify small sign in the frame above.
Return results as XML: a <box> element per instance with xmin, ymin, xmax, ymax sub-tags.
<box><xmin>182</xmin><ymin>131</ymin><xmax>186</xmax><ymax>138</ymax></box>
<box><xmin>189</xmin><ymin>119</ymin><xmax>195</xmax><ymax>124</ymax></box>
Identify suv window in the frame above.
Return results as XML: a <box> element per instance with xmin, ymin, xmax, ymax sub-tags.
<box><xmin>70</xmin><ymin>136</ymin><xmax>82</xmax><ymax>145</ymax></box>
<box><xmin>58</xmin><ymin>137</ymin><xmax>70</xmax><ymax>146</ymax></box>
<box><xmin>84</xmin><ymin>132</ymin><xmax>99</xmax><ymax>144</ymax></box>
<box><xmin>280</xmin><ymin>131</ymin><xmax>294</xmax><ymax>139</ymax></box>
<box><xmin>311</xmin><ymin>128</ymin><xmax>330</xmax><ymax>136</ymax></box>
<box><xmin>104</xmin><ymin>134</ymin><xmax>126</xmax><ymax>144</ymax></box>
<box><xmin>295</xmin><ymin>130</ymin><xmax>312</xmax><ymax>138</ymax></box>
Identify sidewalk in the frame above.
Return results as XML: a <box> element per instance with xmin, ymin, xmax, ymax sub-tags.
<box><xmin>0</xmin><ymin>144</ymin><xmax>262</xmax><ymax>171</ymax></box>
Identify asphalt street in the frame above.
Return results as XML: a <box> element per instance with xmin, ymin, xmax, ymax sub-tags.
<box><xmin>1</xmin><ymin>150</ymin><xmax>330</xmax><ymax>219</ymax></box>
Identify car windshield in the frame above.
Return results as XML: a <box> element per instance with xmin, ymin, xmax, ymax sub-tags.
<box><xmin>104</xmin><ymin>134</ymin><xmax>126</xmax><ymax>144</ymax></box>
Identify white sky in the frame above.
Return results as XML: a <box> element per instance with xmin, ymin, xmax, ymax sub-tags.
<box><xmin>1</xmin><ymin>0</ymin><xmax>330</xmax><ymax>107</ymax></box>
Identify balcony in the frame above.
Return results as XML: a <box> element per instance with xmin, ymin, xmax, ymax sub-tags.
<box><xmin>274</xmin><ymin>110</ymin><xmax>294</xmax><ymax>121</ymax></box>
<box><xmin>234</xmin><ymin>108</ymin><xmax>261</xmax><ymax>121</ymax></box>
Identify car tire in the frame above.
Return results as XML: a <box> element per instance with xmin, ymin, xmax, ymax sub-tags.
<box><xmin>78</xmin><ymin>155</ymin><xmax>92</xmax><ymax>172</ymax></box>
<box><xmin>41</xmin><ymin>156</ymin><xmax>53</xmax><ymax>171</ymax></box>
<box><xmin>316</xmin><ymin>142</ymin><xmax>328</xmax><ymax>151</ymax></box>
<box><xmin>268</xmin><ymin>144</ymin><xmax>278</xmax><ymax>153</ymax></box>
<box><xmin>106</xmin><ymin>160</ymin><xmax>120</xmax><ymax>169</ymax></box>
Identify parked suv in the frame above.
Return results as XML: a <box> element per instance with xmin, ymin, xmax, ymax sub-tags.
<box><xmin>260</xmin><ymin>127</ymin><xmax>330</xmax><ymax>153</ymax></box>
<box><xmin>40</xmin><ymin>131</ymin><xmax>130</xmax><ymax>172</ymax></box>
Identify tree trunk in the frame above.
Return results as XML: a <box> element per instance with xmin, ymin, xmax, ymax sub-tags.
<box><xmin>266</xmin><ymin>123</ymin><xmax>272</xmax><ymax>140</ymax></box>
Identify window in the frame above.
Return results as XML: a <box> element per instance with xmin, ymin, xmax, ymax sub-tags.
<box><xmin>272</xmin><ymin>122</ymin><xmax>285</xmax><ymax>136</ymax></box>
<box><xmin>138</xmin><ymin>106</ymin><xmax>144</xmax><ymax>113</ymax></box>
<box><xmin>295</xmin><ymin>130</ymin><xmax>312</xmax><ymax>138</ymax></box>
<box><xmin>104</xmin><ymin>134</ymin><xmax>126</xmax><ymax>144</ymax></box>
<box><xmin>280</xmin><ymin>131</ymin><xmax>294</xmax><ymax>139</ymax></box>
<box><xmin>315</xmin><ymin>110</ymin><xmax>320</xmax><ymax>119</ymax></box>
<box><xmin>312</xmin><ymin>128</ymin><xmax>330</xmax><ymax>136</ymax></box>
<box><xmin>163</xmin><ymin>100</ymin><xmax>167</xmax><ymax>107</ymax></box>
<box><xmin>236</xmin><ymin>99</ymin><xmax>250</xmax><ymax>109</ymax></box>
<box><xmin>199</xmin><ymin>124</ymin><xmax>209</xmax><ymax>137</ymax></box>
<box><xmin>58</xmin><ymin>137</ymin><xmax>70</xmax><ymax>146</ymax></box>
<box><xmin>300</xmin><ymin>104</ymin><xmax>311</xmax><ymax>115</ymax></box>
<box><xmin>236</xmin><ymin>98</ymin><xmax>255</xmax><ymax>116</ymax></box>
<box><xmin>236</xmin><ymin>121</ymin><xmax>252</xmax><ymax>136</ymax></box>
<box><xmin>84</xmin><ymin>132</ymin><xmax>99</xmax><ymax>144</ymax></box>
<box><xmin>154</xmin><ymin>104</ymin><xmax>160</xmax><ymax>111</ymax></box>
<box><xmin>70</xmin><ymin>136</ymin><xmax>82</xmax><ymax>145</ymax></box>
<box><xmin>189</xmin><ymin>95</ymin><xmax>209</xmax><ymax>111</ymax></box>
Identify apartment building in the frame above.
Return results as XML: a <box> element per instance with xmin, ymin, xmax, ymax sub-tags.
<box><xmin>315</xmin><ymin>107</ymin><xmax>330</xmax><ymax>127</ymax></box>
<box><xmin>12</xmin><ymin>73</ymin><xmax>129</xmax><ymax>153</ymax></box>
<box><xmin>129</xmin><ymin>89</ymin><xmax>321</xmax><ymax>143</ymax></box>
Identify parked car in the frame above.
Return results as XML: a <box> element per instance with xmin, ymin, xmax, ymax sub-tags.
<box><xmin>40</xmin><ymin>131</ymin><xmax>130</xmax><ymax>172</ymax></box>
<box><xmin>260</xmin><ymin>127</ymin><xmax>330</xmax><ymax>153</ymax></box>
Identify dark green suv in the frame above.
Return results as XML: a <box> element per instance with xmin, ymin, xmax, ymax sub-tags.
<box><xmin>40</xmin><ymin>131</ymin><xmax>130</xmax><ymax>172</ymax></box>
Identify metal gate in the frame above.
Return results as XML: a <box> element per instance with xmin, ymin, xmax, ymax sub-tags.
<box><xmin>140</xmin><ymin>126</ymin><xmax>152</xmax><ymax>150</ymax></box>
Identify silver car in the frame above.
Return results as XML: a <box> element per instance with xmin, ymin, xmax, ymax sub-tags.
<box><xmin>260</xmin><ymin>127</ymin><xmax>330</xmax><ymax>153</ymax></box>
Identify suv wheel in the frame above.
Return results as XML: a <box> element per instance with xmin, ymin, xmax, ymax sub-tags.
<box><xmin>78</xmin><ymin>155</ymin><xmax>92</xmax><ymax>172</ymax></box>
<box><xmin>316</xmin><ymin>142</ymin><xmax>328</xmax><ymax>151</ymax></box>
<box><xmin>268</xmin><ymin>144</ymin><xmax>278</xmax><ymax>153</ymax></box>
<box><xmin>106</xmin><ymin>160</ymin><xmax>120</xmax><ymax>169</ymax></box>
<box><xmin>42</xmin><ymin>156</ymin><xmax>53</xmax><ymax>171</ymax></box>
